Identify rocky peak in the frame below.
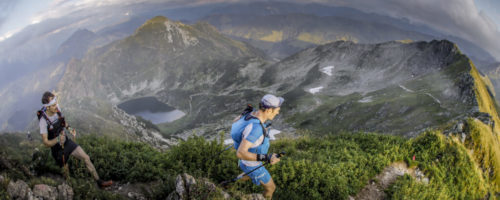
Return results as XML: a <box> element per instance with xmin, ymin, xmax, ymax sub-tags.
<box><xmin>133</xmin><ymin>16</ymin><xmax>199</xmax><ymax>50</ymax></box>
<box><xmin>54</xmin><ymin>15</ymin><xmax>267</xmax><ymax>138</ymax></box>
<box><xmin>56</xmin><ymin>29</ymin><xmax>98</xmax><ymax>60</ymax></box>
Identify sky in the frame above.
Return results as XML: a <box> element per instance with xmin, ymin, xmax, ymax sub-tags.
<box><xmin>0</xmin><ymin>0</ymin><xmax>499</xmax><ymax>59</ymax></box>
<box><xmin>0</xmin><ymin>0</ymin><xmax>51</xmax><ymax>41</ymax></box>
<box><xmin>476</xmin><ymin>0</ymin><xmax>500</xmax><ymax>28</ymax></box>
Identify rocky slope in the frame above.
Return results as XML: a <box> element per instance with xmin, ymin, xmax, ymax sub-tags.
<box><xmin>50</xmin><ymin>15</ymin><xmax>499</xmax><ymax>145</ymax></box>
<box><xmin>485</xmin><ymin>62</ymin><xmax>500</xmax><ymax>100</ymax></box>
<box><xmin>267</xmin><ymin>40</ymin><xmax>491</xmax><ymax>136</ymax></box>
<box><xmin>53</xmin><ymin>16</ymin><xmax>268</xmax><ymax>147</ymax></box>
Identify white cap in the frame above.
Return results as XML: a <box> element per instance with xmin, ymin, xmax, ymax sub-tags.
<box><xmin>261</xmin><ymin>94</ymin><xmax>284</xmax><ymax>108</ymax></box>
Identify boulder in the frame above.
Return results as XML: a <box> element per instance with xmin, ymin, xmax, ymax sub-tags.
<box><xmin>7</xmin><ymin>180</ymin><xmax>32</xmax><ymax>200</ymax></box>
<box><xmin>168</xmin><ymin>173</ymin><xmax>231</xmax><ymax>200</ymax></box>
<box><xmin>33</xmin><ymin>184</ymin><xmax>57</xmax><ymax>200</ymax></box>
<box><xmin>241</xmin><ymin>193</ymin><xmax>266</xmax><ymax>200</ymax></box>
<box><xmin>57</xmin><ymin>183</ymin><xmax>74</xmax><ymax>200</ymax></box>
<box><xmin>128</xmin><ymin>191</ymin><xmax>146</xmax><ymax>200</ymax></box>
<box><xmin>175</xmin><ymin>174</ymin><xmax>187</xmax><ymax>199</ymax></box>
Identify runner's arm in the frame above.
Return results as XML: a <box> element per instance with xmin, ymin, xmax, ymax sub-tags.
<box><xmin>237</xmin><ymin>140</ymin><xmax>281</xmax><ymax>164</ymax></box>
<box><xmin>236</xmin><ymin>139</ymin><xmax>258</xmax><ymax>161</ymax></box>
<box><xmin>41</xmin><ymin>133</ymin><xmax>59</xmax><ymax>147</ymax></box>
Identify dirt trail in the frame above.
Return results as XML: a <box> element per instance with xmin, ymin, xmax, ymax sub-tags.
<box><xmin>352</xmin><ymin>161</ymin><xmax>427</xmax><ymax>200</ymax></box>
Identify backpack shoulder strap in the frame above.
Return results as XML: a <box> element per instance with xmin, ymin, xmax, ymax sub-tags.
<box><xmin>38</xmin><ymin>110</ymin><xmax>53</xmax><ymax>126</ymax></box>
<box><xmin>241</xmin><ymin>104</ymin><xmax>254</xmax><ymax>116</ymax></box>
<box><xmin>36</xmin><ymin>110</ymin><xmax>43</xmax><ymax>120</ymax></box>
<box><xmin>244</xmin><ymin>115</ymin><xmax>268</xmax><ymax>145</ymax></box>
<box><xmin>56</xmin><ymin>110</ymin><xmax>68</xmax><ymax>128</ymax></box>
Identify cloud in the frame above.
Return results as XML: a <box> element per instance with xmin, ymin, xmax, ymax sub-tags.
<box><xmin>10</xmin><ymin>0</ymin><xmax>500</xmax><ymax>61</ymax></box>
<box><xmin>0</xmin><ymin>1</ymin><xmax>18</xmax><ymax>29</ymax></box>
<box><xmin>298</xmin><ymin>0</ymin><xmax>500</xmax><ymax>61</ymax></box>
<box><xmin>0</xmin><ymin>1</ymin><xmax>20</xmax><ymax>41</ymax></box>
<box><xmin>29</xmin><ymin>0</ymin><xmax>243</xmax><ymax>24</ymax></box>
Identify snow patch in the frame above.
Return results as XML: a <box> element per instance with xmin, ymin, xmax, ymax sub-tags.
<box><xmin>224</xmin><ymin>139</ymin><xmax>233</xmax><ymax>145</ymax></box>
<box><xmin>122</xmin><ymin>79</ymin><xmax>163</xmax><ymax>97</ymax></box>
<box><xmin>149</xmin><ymin>79</ymin><xmax>162</xmax><ymax>91</ymax></box>
<box><xmin>108</xmin><ymin>93</ymin><xmax>120</xmax><ymax>104</ymax></box>
<box><xmin>358</xmin><ymin>96</ymin><xmax>373</xmax><ymax>103</ymax></box>
<box><xmin>308</xmin><ymin>86</ymin><xmax>324</xmax><ymax>94</ymax></box>
<box><xmin>399</xmin><ymin>85</ymin><xmax>414</xmax><ymax>93</ymax></box>
<box><xmin>269</xmin><ymin>129</ymin><xmax>281</xmax><ymax>140</ymax></box>
<box><xmin>320</xmin><ymin>65</ymin><xmax>335</xmax><ymax>76</ymax></box>
<box><xmin>425</xmin><ymin>93</ymin><xmax>441</xmax><ymax>104</ymax></box>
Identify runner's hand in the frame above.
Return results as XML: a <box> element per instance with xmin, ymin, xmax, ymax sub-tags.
<box><xmin>59</xmin><ymin>132</ymin><xmax>66</xmax><ymax>145</ymax></box>
<box><xmin>270</xmin><ymin>153</ymin><xmax>280</xmax><ymax>165</ymax></box>
<box><xmin>70</xmin><ymin>128</ymin><xmax>76</xmax><ymax>138</ymax></box>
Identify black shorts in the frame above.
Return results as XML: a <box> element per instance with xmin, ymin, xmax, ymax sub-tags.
<box><xmin>51</xmin><ymin>139</ymin><xmax>79</xmax><ymax>167</ymax></box>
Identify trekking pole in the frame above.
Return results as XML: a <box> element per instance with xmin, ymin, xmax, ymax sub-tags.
<box><xmin>216</xmin><ymin>144</ymin><xmax>234</xmax><ymax>156</ymax></box>
<box><xmin>68</xmin><ymin>126</ymin><xmax>80</xmax><ymax>176</ymax></box>
<box><xmin>220</xmin><ymin>152</ymin><xmax>285</xmax><ymax>186</ymax></box>
<box><xmin>59</xmin><ymin>134</ymin><xmax>70</xmax><ymax>180</ymax></box>
<box><xmin>68</xmin><ymin>126</ymin><xmax>76</xmax><ymax>141</ymax></box>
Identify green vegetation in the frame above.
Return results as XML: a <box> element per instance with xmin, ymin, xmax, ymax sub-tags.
<box><xmin>388</xmin><ymin>131</ymin><xmax>492</xmax><ymax>199</ymax></box>
<box><xmin>2</xmin><ymin>123</ymin><xmax>498</xmax><ymax>199</ymax></box>
<box><xmin>465</xmin><ymin>119</ymin><xmax>500</xmax><ymax>191</ymax></box>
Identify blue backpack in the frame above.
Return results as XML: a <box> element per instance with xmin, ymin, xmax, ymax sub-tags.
<box><xmin>230</xmin><ymin>104</ymin><xmax>271</xmax><ymax>154</ymax></box>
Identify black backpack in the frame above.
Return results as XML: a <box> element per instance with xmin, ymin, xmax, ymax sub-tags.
<box><xmin>36</xmin><ymin>108</ymin><xmax>66</xmax><ymax>131</ymax></box>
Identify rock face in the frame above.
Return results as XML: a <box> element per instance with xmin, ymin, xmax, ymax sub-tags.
<box><xmin>6</xmin><ymin>179</ymin><xmax>73</xmax><ymax>200</ymax></box>
<box><xmin>57</xmin><ymin>183</ymin><xmax>74</xmax><ymax>200</ymax></box>
<box><xmin>55</xmin><ymin>14</ymin><xmax>491</xmax><ymax>140</ymax></box>
<box><xmin>265</xmin><ymin>40</ymin><xmax>486</xmax><ymax>136</ymax></box>
<box><xmin>167</xmin><ymin>173</ymin><xmax>230</xmax><ymax>200</ymax></box>
<box><xmin>33</xmin><ymin>184</ymin><xmax>57</xmax><ymax>200</ymax></box>
<box><xmin>55</xmin><ymin>15</ymin><xmax>267</xmax><ymax>142</ymax></box>
<box><xmin>111</xmin><ymin>105</ymin><xmax>177</xmax><ymax>149</ymax></box>
<box><xmin>354</xmin><ymin>162</ymin><xmax>428</xmax><ymax>200</ymax></box>
<box><xmin>7</xmin><ymin>180</ymin><xmax>32</xmax><ymax>200</ymax></box>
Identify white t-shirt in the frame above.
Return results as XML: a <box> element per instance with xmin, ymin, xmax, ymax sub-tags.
<box><xmin>39</xmin><ymin>113</ymin><xmax>59</xmax><ymax>135</ymax></box>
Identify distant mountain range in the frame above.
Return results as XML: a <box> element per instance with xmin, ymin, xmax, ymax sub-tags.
<box><xmin>16</xmin><ymin>16</ymin><xmax>492</xmax><ymax>149</ymax></box>
<box><xmin>203</xmin><ymin>13</ymin><xmax>434</xmax><ymax>59</ymax></box>
<box><xmin>1</xmin><ymin>1</ymin><xmax>499</xmax><ymax>134</ymax></box>
<box><xmin>201</xmin><ymin>2</ymin><xmax>496</xmax><ymax>65</ymax></box>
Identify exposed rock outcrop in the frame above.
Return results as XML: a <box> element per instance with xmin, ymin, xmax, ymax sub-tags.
<box><xmin>6</xmin><ymin>179</ymin><xmax>73</xmax><ymax>200</ymax></box>
<box><xmin>354</xmin><ymin>162</ymin><xmax>428</xmax><ymax>200</ymax></box>
<box><xmin>7</xmin><ymin>180</ymin><xmax>32</xmax><ymax>200</ymax></box>
<box><xmin>167</xmin><ymin>173</ymin><xmax>230</xmax><ymax>200</ymax></box>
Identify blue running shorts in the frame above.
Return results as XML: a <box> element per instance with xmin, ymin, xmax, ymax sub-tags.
<box><xmin>239</xmin><ymin>160</ymin><xmax>271</xmax><ymax>185</ymax></box>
